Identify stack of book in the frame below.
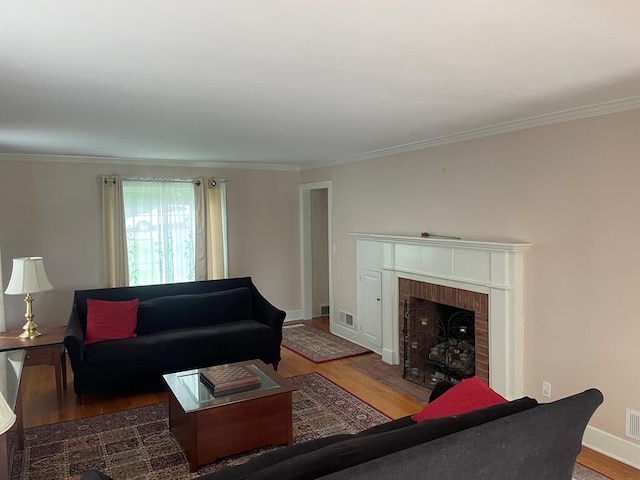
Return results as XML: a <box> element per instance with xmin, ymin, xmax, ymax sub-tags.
<box><xmin>199</xmin><ymin>364</ymin><xmax>262</xmax><ymax>396</ymax></box>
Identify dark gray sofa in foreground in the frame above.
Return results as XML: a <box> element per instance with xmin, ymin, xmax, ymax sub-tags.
<box><xmin>64</xmin><ymin>277</ymin><xmax>285</xmax><ymax>396</ymax></box>
<box><xmin>83</xmin><ymin>386</ymin><xmax>603</xmax><ymax>480</ymax></box>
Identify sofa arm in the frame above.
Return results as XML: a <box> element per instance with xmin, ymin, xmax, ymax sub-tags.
<box><xmin>64</xmin><ymin>306</ymin><xmax>86</xmax><ymax>370</ymax></box>
<box><xmin>250</xmin><ymin>284</ymin><xmax>286</xmax><ymax>363</ymax></box>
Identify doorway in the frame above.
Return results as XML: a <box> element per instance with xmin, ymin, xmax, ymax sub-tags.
<box><xmin>300</xmin><ymin>181</ymin><xmax>332</xmax><ymax>321</ymax></box>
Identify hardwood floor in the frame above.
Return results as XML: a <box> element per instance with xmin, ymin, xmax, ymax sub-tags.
<box><xmin>17</xmin><ymin>317</ymin><xmax>638</xmax><ymax>479</ymax></box>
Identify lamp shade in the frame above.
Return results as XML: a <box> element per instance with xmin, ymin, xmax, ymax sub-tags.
<box><xmin>4</xmin><ymin>257</ymin><xmax>54</xmax><ymax>295</ymax></box>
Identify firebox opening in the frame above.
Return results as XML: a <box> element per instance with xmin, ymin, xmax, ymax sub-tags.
<box><xmin>402</xmin><ymin>297</ymin><xmax>476</xmax><ymax>390</ymax></box>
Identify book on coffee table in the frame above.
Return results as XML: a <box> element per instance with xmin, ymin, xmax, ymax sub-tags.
<box><xmin>199</xmin><ymin>364</ymin><xmax>262</xmax><ymax>396</ymax></box>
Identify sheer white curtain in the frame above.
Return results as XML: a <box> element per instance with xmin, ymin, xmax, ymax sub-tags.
<box><xmin>0</xmin><ymin>247</ymin><xmax>5</xmax><ymax>332</ymax></box>
<box><xmin>101</xmin><ymin>175</ymin><xmax>129</xmax><ymax>287</ymax></box>
<box><xmin>122</xmin><ymin>180</ymin><xmax>195</xmax><ymax>286</ymax></box>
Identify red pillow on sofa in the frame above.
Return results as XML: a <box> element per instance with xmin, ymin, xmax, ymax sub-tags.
<box><xmin>85</xmin><ymin>298</ymin><xmax>139</xmax><ymax>345</ymax></box>
<box><xmin>412</xmin><ymin>376</ymin><xmax>507</xmax><ymax>422</ymax></box>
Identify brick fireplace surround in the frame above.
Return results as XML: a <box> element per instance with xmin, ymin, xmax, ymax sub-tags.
<box><xmin>399</xmin><ymin>278</ymin><xmax>489</xmax><ymax>385</ymax></box>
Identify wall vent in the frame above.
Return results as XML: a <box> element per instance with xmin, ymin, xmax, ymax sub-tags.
<box><xmin>338</xmin><ymin>310</ymin><xmax>355</xmax><ymax>329</ymax></box>
<box><xmin>626</xmin><ymin>409</ymin><xmax>640</xmax><ymax>441</ymax></box>
<box><xmin>320</xmin><ymin>305</ymin><xmax>330</xmax><ymax>316</ymax></box>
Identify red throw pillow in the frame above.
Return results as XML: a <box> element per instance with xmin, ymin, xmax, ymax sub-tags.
<box><xmin>85</xmin><ymin>298</ymin><xmax>139</xmax><ymax>345</ymax></box>
<box><xmin>412</xmin><ymin>376</ymin><xmax>507</xmax><ymax>422</ymax></box>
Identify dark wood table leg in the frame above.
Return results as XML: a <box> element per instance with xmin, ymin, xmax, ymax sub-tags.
<box><xmin>60</xmin><ymin>345</ymin><xmax>67</xmax><ymax>390</ymax></box>
<box><xmin>0</xmin><ymin>432</ymin><xmax>8</xmax><ymax>480</ymax></box>
<box><xmin>16</xmin><ymin>387</ymin><xmax>23</xmax><ymax>451</ymax></box>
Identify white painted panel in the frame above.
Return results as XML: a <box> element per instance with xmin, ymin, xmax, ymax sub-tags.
<box><xmin>382</xmin><ymin>242</ymin><xmax>393</xmax><ymax>268</ymax></box>
<box><xmin>395</xmin><ymin>244</ymin><xmax>421</xmax><ymax>271</ymax></box>
<box><xmin>490</xmin><ymin>251</ymin><xmax>508</xmax><ymax>286</ymax></box>
<box><xmin>359</xmin><ymin>269</ymin><xmax>382</xmax><ymax>348</ymax></box>
<box><xmin>356</xmin><ymin>240</ymin><xmax>383</xmax><ymax>270</ymax></box>
<box><xmin>420</xmin><ymin>246</ymin><xmax>453</xmax><ymax>276</ymax></box>
<box><xmin>453</xmin><ymin>249</ymin><xmax>490</xmax><ymax>282</ymax></box>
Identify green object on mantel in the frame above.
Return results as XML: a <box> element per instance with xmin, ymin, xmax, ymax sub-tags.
<box><xmin>420</xmin><ymin>232</ymin><xmax>462</xmax><ymax>240</ymax></box>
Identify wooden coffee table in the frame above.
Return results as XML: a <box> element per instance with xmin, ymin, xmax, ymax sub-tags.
<box><xmin>163</xmin><ymin>359</ymin><xmax>296</xmax><ymax>472</ymax></box>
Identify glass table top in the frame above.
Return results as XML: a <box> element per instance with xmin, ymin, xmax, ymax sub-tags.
<box><xmin>0</xmin><ymin>350</ymin><xmax>25</xmax><ymax>411</ymax></box>
<box><xmin>163</xmin><ymin>360</ymin><xmax>295</xmax><ymax>413</ymax></box>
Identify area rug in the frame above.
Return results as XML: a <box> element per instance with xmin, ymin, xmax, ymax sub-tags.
<box><xmin>8</xmin><ymin>372</ymin><xmax>609</xmax><ymax>480</ymax></box>
<box><xmin>282</xmin><ymin>323</ymin><xmax>371</xmax><ymax>362</ymax></box>
<box><xmin>9</xmin><ymin>373</ymin><xmax>389</xmax><ymax>480</ymax></box>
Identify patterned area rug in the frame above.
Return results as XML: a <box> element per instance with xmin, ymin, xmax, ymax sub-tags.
<box><xmin>9</xmin><ymin>373</ymin><xmax>389</xmax><ymax>479</ymax></box>
<box><xmin>573</xmin><ymin>464</ymin><xmax>612</xmax><ymax>479</ymax></box>
<box><xmin>282</xmin><ymin>323</ymin><xmax>371</xmax><ymax>362</ymax></box>
<box><xmin>8</xmin><ymin>371</ymin><xmax>609</xmax><ymax>480</ymax></box>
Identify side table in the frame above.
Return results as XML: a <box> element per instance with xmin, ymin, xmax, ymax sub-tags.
<box><xmin>0</xmin><ymin>325</ymin><xmax>67</xmax><ymax>405</ymax></box>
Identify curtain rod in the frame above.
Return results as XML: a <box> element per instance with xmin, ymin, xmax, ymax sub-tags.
<box><xmin>100</xmin><ymin>176</ymin><xmax>230</xmax><ymax>185</ymax></box>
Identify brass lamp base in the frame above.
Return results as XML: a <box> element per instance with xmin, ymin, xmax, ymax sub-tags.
<box><xmin>19</xmin><ymin>293</ymin><xmax>42</xmax><ymax>339</ymax></box>
<box><xmin>19</xmin><ymin>322</ymin><xmax>42</xmax><ymax>339</ymax></box>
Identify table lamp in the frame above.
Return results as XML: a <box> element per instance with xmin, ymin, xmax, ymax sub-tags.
<box><xmin>4</xmin><ymin>257</ymin><xmax>54</xmax><ymax>339</ymax></box>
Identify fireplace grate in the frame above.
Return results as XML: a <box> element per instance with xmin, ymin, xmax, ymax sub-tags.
<box><xmin>403</xmin><ymin>299</ymin><xmax>476</xmax><ymax>390</ymax></box>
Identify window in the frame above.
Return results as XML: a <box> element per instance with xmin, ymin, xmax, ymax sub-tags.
<box><xmin>122</xmin><ymin>180</ymin><xmax>196</xmax><ymax>286</ymax></box>
<box><xmin>101</xmin><ymin>175</ymin><xmax>226</xmax><ymax>288</ymax></box>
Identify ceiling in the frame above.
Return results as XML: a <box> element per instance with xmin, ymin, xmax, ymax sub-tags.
<box><xmin>2</xmin><ymin>1</ymin><xmax>640</xmax><ymax>169</ymax></box>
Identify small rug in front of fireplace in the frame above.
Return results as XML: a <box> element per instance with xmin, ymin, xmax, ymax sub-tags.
<box><xmin>282</xmin><ymin>323</ymin><xmax>371</xmax><ymax>363</ymax></box>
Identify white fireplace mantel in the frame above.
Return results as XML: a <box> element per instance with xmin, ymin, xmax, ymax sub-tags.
<box><xmin>349</xmin><ymin>233</ymin><xmax>531</xmax><ymax>399</ymax></box>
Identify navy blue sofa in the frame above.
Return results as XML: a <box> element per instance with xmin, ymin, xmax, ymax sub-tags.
<box><xmin>81</xmin><ymin>385</ymin><xmax>603</xmax><ymax>480</ymax></box>
<box><xmin>64</xmin><ymin>277</ymin><xmax>285</xmax><ymax>396</ymax></box>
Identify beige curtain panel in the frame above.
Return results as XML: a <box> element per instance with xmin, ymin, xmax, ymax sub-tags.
<box><xmin>101</xmin><ymin>175</ymin><xmax>129</xmax><ymax>287</ymax></box>
<box><xmin>207</xmin><ymin>179</ymin><xmax>227</xmax><ymax>280</ymax></box>
<box><xmin>194</xmin><ymin>178</ymin><xmax>227</xmax><ymax>281</ymax></box>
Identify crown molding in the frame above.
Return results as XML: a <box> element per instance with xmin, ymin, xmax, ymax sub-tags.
<box><xmin>2</xmin><ymin>96</ymin><xmax>639</xmax><ymax>172</ymax></box>
<box><xmin>0</xmin><ymin>153</ymin><xmax>301</xmax><ymax>172</ymax></box>
<box><xmin>303</xmin><ymin>95</ymin><xmax>640</xmax><ymax>171</ymax></box>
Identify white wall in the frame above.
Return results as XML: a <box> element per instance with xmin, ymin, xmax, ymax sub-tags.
<box><xmin>301</xmin><ymin>109</ymin><xmax>640</xmax><ymax>462</ymax></box>
<box><xmin>0</xmin><ymin>159</ymin><xmax>301</xmax><ymax>330</ymax></box>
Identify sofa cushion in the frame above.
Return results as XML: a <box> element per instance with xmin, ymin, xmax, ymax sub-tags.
<box><xmin>202</xmin><ymin>397</ymin><xmax>538</xmax><ymax>480</ymax></box>
<box><xmin>152</xmin><ymin>320</ymin><xmax>274</xmax><ymax>371</ymax></box>
<box><xmin>412</xmin><ymin>376</ymin><xmax>507</xmax><ymax>422</ymax></box>
<box><xmin>135</xmin><ymin>287</ymin><xmax>253</xmax><ymax>335</ymax></box>
<box><xmin>85</xmin><ymin>298</ymin><xmax>139</xmax><ymax>345</ymax></box>
<box><xmin>84</xmin><ymin>334</ymin><xmax>161</xmax><ymax>376</ymax></box>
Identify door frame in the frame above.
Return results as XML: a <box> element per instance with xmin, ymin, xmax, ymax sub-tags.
<box><xmin>299</xmin><ymin>181</ymin><xmax>333</xmax><ymax>321</ymax></box>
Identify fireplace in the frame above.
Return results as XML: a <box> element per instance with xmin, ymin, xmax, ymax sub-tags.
<box><xmin>400</xmin><ymin>279</ymin><xmax>489</xmax><ymax>389</ymax></box>
<box><xmin>348</xmin><ymin>233</ymin><xmax>530</xmax><ymax>399</ymax></box>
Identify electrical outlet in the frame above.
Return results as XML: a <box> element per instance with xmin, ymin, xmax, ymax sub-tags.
<box><xmin>542</xmin><ymin>381</ymin><xmax>551</xmax><ymax>398</ymax></box>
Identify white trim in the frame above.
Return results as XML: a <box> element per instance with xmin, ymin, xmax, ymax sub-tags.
<box><xmin>303</xmin><ymin>96</ymin><xmax>640</xmax><ymax>170</ymax></box>
<box><xmin>349</xmin><ymin>233</ymin><xmax>532</xmax><ymax>253</ymax></box>
<box><xmin>284</xmin><ymin>310</ymin><xmax>303</xmax><ymax>322</ymax></box>
<box><xmin>582</xmin><ymin>425</ymin><xmax>640</xmax><ymax>470</ymax></box>
<box><xmin>0</xmin><ymin>153</ymin><xmax>300</xmax><ymax>171</ymax></box>
<box><xmin>3</xmin><ymin>98</ymin><xmax>639</xmax><ymax>173</ymax></box>
<box><xmin>299</xmin><ymin>181</ymin><xmax>333</xmax><ymax>323</ymax></box>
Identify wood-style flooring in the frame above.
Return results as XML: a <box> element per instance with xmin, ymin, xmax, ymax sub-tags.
<box><xmin>17</xmin><ymin>317</ymin><xmax>639</xmax><ymax>480</ymax></box>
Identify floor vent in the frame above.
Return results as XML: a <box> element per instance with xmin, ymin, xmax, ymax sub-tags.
<box><xmin>626</xmin><ymin>409</ymin><xmax>640</xmax><ymax>441</ymax></box>
<box><xmin>338</xmin><ymin>310</ymin><xmax>355</xmax><ymax>328</ymax></box>
<box><xmin>320</xmin><ymin>305</ymin><xmax>330</xmax><ymax>316</ymax></box>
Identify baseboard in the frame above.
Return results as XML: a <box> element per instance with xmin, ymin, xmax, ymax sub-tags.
<box><xmin>582</xmin><ymin>425</ymin><xmax>640</xmax><ymax>470</ymax></box>
<box><xmin>284</xmin><ymin>310</ymin><xmax>303</xmax><ymax>322</ymax></box>
<box><xmin>381</xmin><ymin>348</ymin><xmax>395</xmax><ymax>365</ymax></box>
